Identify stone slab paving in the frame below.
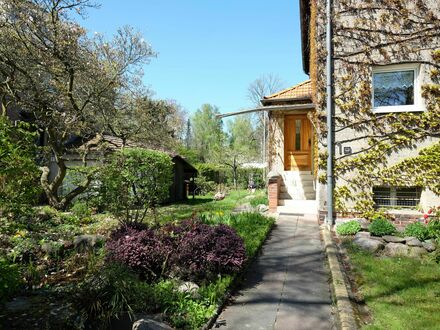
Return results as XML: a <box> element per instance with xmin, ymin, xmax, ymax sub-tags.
<box><xmin>217</xmin><ymin>214</ymin><xmax>335</xmax><ymax>330</ymax></box>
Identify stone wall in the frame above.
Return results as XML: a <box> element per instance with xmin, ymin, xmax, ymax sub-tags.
<box><xmin>312</xmin><ymin>0</ymin><xmax>440</xmax><ymax>214</ymax></box>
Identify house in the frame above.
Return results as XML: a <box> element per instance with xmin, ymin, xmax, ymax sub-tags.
<box><xmin>264</xmin><ymin>0</ymin><xmax>440</xmax><ymax>218</ymax></box>
<box><xmin>57</xmin><ymin>135</ymin><xmax>198</xmax><ymax>204</ymax></box>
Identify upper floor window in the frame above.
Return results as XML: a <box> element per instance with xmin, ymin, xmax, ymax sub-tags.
<box><xmin>372</xmin><ymin>64</ymin><xmax>423</xmax><ymax>113</ymax></box>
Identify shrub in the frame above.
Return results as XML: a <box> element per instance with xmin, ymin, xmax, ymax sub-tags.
<box><xmin>404</xmin><ymin>222</ymin><xmax>429</xmax><ymax>241</ymax></box>
<box><xmin>368</xmin><ymin>217</ymin><xmax>396</xmax><ymax>236</ymax></box>
<box><xmin>98</xmin><ymin>148</ymin><xmax>173</xmax><ymax>224</ymax></box>
<box><xmin>0</xmin><ymin>258</ymin><xmax>22</xmax><ymax>303</ymax></box>
<box><xmin>106</xmin><ymin>220</ymin><xmax>246</xmax><ymax>282</ymax></box>
<box><xmin>70</xmin><ymin>201</ymin><xmax>92</xmax><ymax>219</ymax></box>
<box><xmin>249</xmin><ymin>195</ymin><xmax>269</xmax><ymax>207</ymax></box>
<box><xmin>196</xmin><ymin>163</ymin><xmax>224</xmax><ymax>184</ymax></box>
<box><xmin>427</xmin><ymin>219</ymin><xmax>440</xmax><ymax>240</ymax></box>
<box><xmin>106</xmin><ymin>224</ymin><xmax>171</xmax><ymax>280</ymax></box>
<box><xmin>0</xmin><ymin>117</ymin><xmax>41</xmax><ymax>216</ymax></box>
<box><xmin>73</xmin><ymin>263</ymin><xmax>155</xmax><ymax>328</ymax></box>
<box><xmin>336</xmin><ymin>220</ymin><xmax>362</xmax><ymax>236</ymax></box>
<box><xmin>169</xmin><ymin>220</ymin><xmax>246</xmax><ymax>281</ymax></box>
<box><xmin>194</xmin><ymin>175</ymin><xmax>216</xmax><ymax>195</ymax></box>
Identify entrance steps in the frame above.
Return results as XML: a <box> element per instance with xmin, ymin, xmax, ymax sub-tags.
<box><xmin>279</xmin><ymin>171</ymin><xmax>316</xmax><ymax>200</ymax></box>
<box><xmin>277</xmin><ymin>171</ymin><xmax>317</xmax><ymax>215</ymax></box>
<box><xmin>277</xmin><ymin>200</ymin><xmax>318</xmax><ymax>215</ymax></box>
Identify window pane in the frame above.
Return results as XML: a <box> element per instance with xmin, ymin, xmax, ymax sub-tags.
<box><xmin>295</xmin><ymin>119</ymin><xmax>301</xmax><ymax>150</ymax></box>
<box><xmin>373</xmin><ymin>70</ymin><xmax>414</xmax><ymax>107</ymax></box>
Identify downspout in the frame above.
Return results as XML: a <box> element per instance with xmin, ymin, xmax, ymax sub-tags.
<box><xmin>326</xmin><ymin>0</ymin><xmax>335</xmax><ymax>226</ymax></box>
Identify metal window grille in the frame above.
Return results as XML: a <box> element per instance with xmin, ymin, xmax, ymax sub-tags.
<box><xmin>373</xmin><ymin>186</ymin><xmax>421</xmax><ymax>208</ymax></box>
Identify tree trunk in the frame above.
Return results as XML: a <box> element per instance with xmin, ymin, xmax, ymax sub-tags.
<box><xmin>233</xmin><ymin>155</ymin><xmax>238</xmax><ymax>190</ymax></box>
<box><xmin>40</xmin><ymin>155</ymin><xmax>94</xmax><ymax>211</ymax></box>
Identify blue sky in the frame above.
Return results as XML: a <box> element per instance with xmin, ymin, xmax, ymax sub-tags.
<box><xmin>80</xmin><ymin>0</ymin><xmax>308</xmax><ymax>114</ymax></box>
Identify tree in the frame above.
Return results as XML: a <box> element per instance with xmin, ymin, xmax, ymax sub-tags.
<box><xmin>219</xmin><ymin>115</ymin><xmax>258</xmax><ymax>189</ymax></box>
<box><xmin>190</xmin><ymin>104</ymin><xmax>225</xmax><ymax>162</ymax></box>
<box><xmin>98</xmin><ymin>148</ymin><xmax>173</xmax><ymax>224</ymax></box>
<box><xmin>0</xmin><ymin>0</ymin><xmax>155</xmax><ymax>210</ymax></box>
<box><xmin>247</xmin><ymin>74</ymin><xmax>284</xmax><ymax>107</ymax></box>
<box><xmin>247</xmin><ymin>74</ymin><xmax>284</xmax><ymax>164</ymax></box>
<box><xmin>312</xmin><ymin>0</ymin><xmax>440</xmax><ymax>214</ymax></box>
<box><xmin>184</xmin><ymin>119</ymin><xmax>192</xmax><ymax>149</ymax></box>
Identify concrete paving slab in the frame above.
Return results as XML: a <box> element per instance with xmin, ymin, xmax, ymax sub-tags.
<box><xmin>217</xmin><ymin>215</ymin><xmax>335</xmax><ymax>330</ymax></box>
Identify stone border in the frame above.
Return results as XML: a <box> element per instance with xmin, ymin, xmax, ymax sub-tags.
<box><xmin>322</xmin><ymin>226</ymin><xmax>358</xmax><ymax>330</ymax></box>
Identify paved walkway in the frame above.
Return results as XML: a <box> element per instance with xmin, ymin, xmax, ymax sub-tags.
<box><xmin>217</xmin><ymin>214</ymin><xmax>335</xmax><ymax>330</ymax></box>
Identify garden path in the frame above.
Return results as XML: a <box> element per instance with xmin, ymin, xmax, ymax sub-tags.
<box><xmin>216</xmin><ymin>213</ymin><xmax>335</xmax><ymax>330</ymax></box>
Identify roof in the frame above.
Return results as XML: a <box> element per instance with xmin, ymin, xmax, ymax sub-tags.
<box><xmin>77</xmin><ymin>134</ymin><xmax>197</xmax><ymax>172</ymax></box>
<box><xmin>261</xmin><ymin>80</ymin><xmax>312</xmax><ymax>105</ymax></box>
<box><xmin>300</xmin><ymin>0</ymin><xmax>311</xmax><ymax>74</ymax></box>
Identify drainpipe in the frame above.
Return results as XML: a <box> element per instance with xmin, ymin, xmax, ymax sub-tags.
<box><xmin>326</xmin><ymin>0</ymin><xmax>335</xmax><ymax>226</ymax></box>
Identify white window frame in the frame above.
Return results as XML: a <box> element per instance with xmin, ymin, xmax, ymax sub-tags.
<box><xmin>372</xmin><ymin>63</ymin><xmax>424</xmax><ymax>114</ymax></box>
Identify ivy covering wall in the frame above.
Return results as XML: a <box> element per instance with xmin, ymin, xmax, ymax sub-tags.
<box><xmin>312</xmin><ymin>0</ymin><xmax>440</xmax><ymax>215</ymax></box>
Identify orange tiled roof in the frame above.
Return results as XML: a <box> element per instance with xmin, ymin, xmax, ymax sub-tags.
<box><xmin>263</xmin><ymin>80</ymin><xmax>311</xmax><ymax>101</ymax></box>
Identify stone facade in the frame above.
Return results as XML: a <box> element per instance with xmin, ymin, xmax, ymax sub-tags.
<box><xmin>309</xmin><ymin>0</ymin><xmax>440</xmax><ymax>214</ymax></box>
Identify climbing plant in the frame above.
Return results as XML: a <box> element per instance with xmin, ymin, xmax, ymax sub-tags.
<box><xmin>313</xmin><ymin>0</ymin><xmax>440</xmax><ymax>215</ymax></box>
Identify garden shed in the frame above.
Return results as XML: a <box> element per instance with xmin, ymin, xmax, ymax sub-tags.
<box><xmin>55</xmin><ymin>134</ymin><xmax>197</xmax><ymax>203</ymax></box>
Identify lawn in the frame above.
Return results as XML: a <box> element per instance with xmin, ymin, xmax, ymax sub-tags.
<box><xmin>343</xmin><ymin>241</ymin><xmax>440</xmax><ymax>330</ymax></box>
<box><xmin>158</xmin><ymin>189</ymin><xmax>266</xmax><ymax>223</ymax></box>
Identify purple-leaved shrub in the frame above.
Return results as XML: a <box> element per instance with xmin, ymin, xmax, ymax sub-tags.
<box><xmin>106</xmin><ymin>224</ymin><xmax>172</xmax><ymax>280</ymax></box>
<box><xmin>106</xmin><ymin>220</ymin><xmax>246</xmax><ymax>282</ymax></box>
<box><xmin>170</xmin><ymin>221</ymin><xmax>246</xmax><ymax>281</ymax></box>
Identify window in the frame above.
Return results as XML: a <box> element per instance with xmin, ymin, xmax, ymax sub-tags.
<box><xmin>372</xmin><ymin>64</ymin><xmax>423</xmax><ymax>113</ymax></box>
<box><xmin>373</xmin><ymin>186</ymin><xmax>421</xmax><ymax>208</ymax></box>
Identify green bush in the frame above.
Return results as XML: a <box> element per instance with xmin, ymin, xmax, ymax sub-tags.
<box><xmin>427</xmin><ymin>219</ymin><xmax>440</xmax><ymax>240</ymax></box>
<box><xmin>0</xmin><ymin>117</ymin><xmax>41</xmax><ymax>216</ymax></box>
<box><xmin>336</xmin><ymin>220</ymin><xmax>362</xmax><ymax>236</ymax></box>
<box><xmin>194</xmin><ymin>175</ymin><xmax>216</xmax><ymax>195</ymax></box>
<box><xmin>404</xmin><ymin>222</ymin><xmax>429</xmax><ymax>241</ymax></box>
<box><xmin>368</xmin><ymin>217</ymin><xmax>396</xmax><ymax>236</ymax></box>
<box><xmin>249</xmin><ymin>194</ymin><xmax>268</xmax><ymax>207</ymax></box>
<box><xmin>70</xmin><ymin>201</ymin><xmax>92</xmax><ymax>219</ymax></box>
<box><xmin>98</xmin><ymin>148</ymin><xmax>173</xmax><ymax>224</ymax></box>
<box><xmin>0</xmin><ymin>258</ymin><xmax>22</xmax><ymax>303</ymax></box>
<box><xmin>73</xmin><ymin>263</ymin><xmax>155</xmax><ymax>328</ymax></box>
<box><xmin>196</xmin><ymin>163</ymin><xmax>225</xmax><ymax>183</ymax></box>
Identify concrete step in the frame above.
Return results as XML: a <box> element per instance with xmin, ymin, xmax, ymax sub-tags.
<box><xmin>280</xmin><ymin>185</ymin><xmax>315</xmax><ymax>194</ymax></box>
<box><xmin>280</xmin><ymin>191</ymin><xmax>316</xmax><ymax>200</ymax></box>
<box><xmin>277</xmin><ymin>200</ymin><xmax>318</xmax><ymax>215</ymax></box>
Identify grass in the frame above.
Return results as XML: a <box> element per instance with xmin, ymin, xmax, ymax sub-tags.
<box><xmin>158</xmin><ymin>189</ymin><xmax>258</xmax><ymax>223</ymax></box>
<box><xmin>343</xmin><ymin>241</ymin><xmax>440</xmax><ymax>330</ymax></box>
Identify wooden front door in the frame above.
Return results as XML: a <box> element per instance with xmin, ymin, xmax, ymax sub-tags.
<box><xmin>284</xmin><ymin>114</ymin><xmax>312</xmax><ymax>171</ymax></box>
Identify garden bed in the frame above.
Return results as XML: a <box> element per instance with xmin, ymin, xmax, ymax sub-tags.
<box><xmin>0</xmin><ymin>192</ymin><xmax>273</xmax><ymax>329</ymax></box>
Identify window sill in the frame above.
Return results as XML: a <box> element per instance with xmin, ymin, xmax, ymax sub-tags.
<box><xmin>373</xmin><ymin>105</ymin><xmax>425</xmax><ymax>114</ymax></box>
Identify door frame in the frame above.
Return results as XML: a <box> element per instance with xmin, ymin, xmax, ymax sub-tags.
<box><xmin>284</xmin><ymin>113</ymin><xmax>313</xmax><ymax>171</ymax></box>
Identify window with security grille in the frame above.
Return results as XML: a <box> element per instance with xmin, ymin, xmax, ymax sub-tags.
<box><xmin>373</xmin><ymin>186</ymin><xmax>421</xmax><ymax>208</ymax></box>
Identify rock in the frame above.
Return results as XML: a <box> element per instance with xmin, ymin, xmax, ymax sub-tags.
<box><xmin>73</xmin><ymin>234</ymin><xmax>104</xmax><ymax>252</ymax></box>
<box><xmin>408</xmin><ymin>246</ymin><xmax>428</xmax><ymax>258</ymax></box>
<box><xmin>405</xmin><ymin>237</ymin><xmax>423</xmax><ymax>247</ymax></box>
<box><xmin>177</xmin><ymin>281</ymin><xmax>199</xmax><ymax>295</ymax></box>
<box><xmin>354</xmin><ymin>231</ymin><xmax>371</xmax><ymax>239</ymax></box>
<box><xmin>214</xmin><ymin>192</ymin><xmax>226</xmax><ymax>201</ymax></box>
<box><xmin>422</xmin><ymin>240</ymin><xmax>436</xmax><ymax>252</ymax></box>
<box><xmin>353</xmin><ymin>236</ymin><xmax>384</xmax><ymax>253</ymax></box>
<box><xmin>132</xmin><ymin>318</ymin><xmax>173</xmax><ymax>330</ymax></box>
<box><xmin>382</xmin><ymin>235</ymin><xmax>406</xmax><ymax>243</ymax></box>
<box><xmin>383</xmin><ymin>243</ymin><xmax>409</xmax><ymax>257</ymax></box>
<box><xmin>233</xmin><ymin>203</ymin><xmax>253</xmax><ymax>213</ymax></box>
<box><xmin>356</xmin><ymin>218</ymin><xmax>370</xmax><ymax>231</ymax></box>
<box><xmin>257</xmin><ymin>204</ymin><xmax>269</xmax><ymax>213</ymax></box>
